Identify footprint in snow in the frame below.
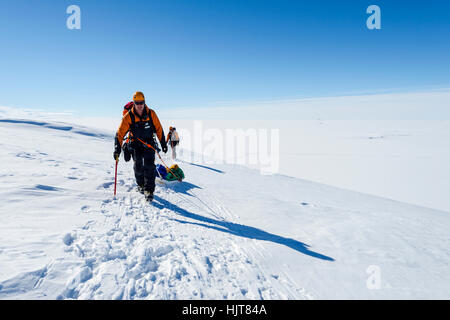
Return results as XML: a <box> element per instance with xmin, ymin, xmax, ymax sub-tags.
<box><xmin>63</xmin><ymin>233</ymin><xmax>75</xmax><ymax>246</ymax></box>
<box><xmin>98</xmin><ymin>182</ymin><xmax>114</xmax><ymax>189</ymax></box>
<box><xmin>33</xmin><ymin>184</ymin><xmax>61</xmax><ymax>191</ymax></box>
<box><xmin>16</xmin><ymin>152</ymin><xmax>34</xmax><ymax>159</ymax></box>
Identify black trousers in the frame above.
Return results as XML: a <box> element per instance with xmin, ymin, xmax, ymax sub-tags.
<box><xmin>132</xmin><ymin>147</ymin><xmax>156</xmax><ymax>193</ymax></box>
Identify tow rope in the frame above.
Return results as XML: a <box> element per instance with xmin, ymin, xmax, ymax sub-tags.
<box><xmin>134</xmin><ymin>137</ymin><xmax>182</xmax><ymax>182</ymax></box>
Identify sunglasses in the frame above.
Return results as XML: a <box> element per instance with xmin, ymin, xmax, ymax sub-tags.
<box><xmin>134</xmin><ymin>101</ymin><xmax>145</xmax><ymax>106</ymax></box>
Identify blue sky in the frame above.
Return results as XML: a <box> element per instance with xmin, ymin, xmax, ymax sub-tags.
<box><xmin>0</xmin><ymin>0</ymin><xmax>449</xmax><ymax>117</ymax></box>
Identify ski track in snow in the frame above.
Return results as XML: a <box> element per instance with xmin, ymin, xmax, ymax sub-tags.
<box><xmin>51</xmin><ymin>176</ymin><xmax>309</xmax><ymax>300</ymax></box>
<box><xmin>0</xmin><ymin>169</ymin><xmax>308</xmax><ymax>300</ymax></box>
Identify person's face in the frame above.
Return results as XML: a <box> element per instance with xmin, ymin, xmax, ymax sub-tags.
<box><xmin>134</xmin><ymin>101</ymin><xmax>145</xmax><ymax>112</ymax></box>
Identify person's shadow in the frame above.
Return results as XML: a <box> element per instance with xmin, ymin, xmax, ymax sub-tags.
<box><xmin>152</xmin><ymin>195</ymin><xmax>334</xmax><ymax>261</ymax></box>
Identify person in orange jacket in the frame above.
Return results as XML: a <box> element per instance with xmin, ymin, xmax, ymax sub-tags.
<box><xmin>114</xmin><ymin>91</ymin><xmax>168</xmax><ymax>201</ymax></box>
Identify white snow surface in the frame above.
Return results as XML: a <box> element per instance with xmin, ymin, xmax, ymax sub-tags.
<box><xmin>0</xmin><ymin>107</ymin><xmax>449</xmax><ymax>299</ymax></box>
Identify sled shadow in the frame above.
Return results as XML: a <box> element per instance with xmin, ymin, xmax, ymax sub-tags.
<box><xmin>152</xmin><ymin>195</ymin><xmax>334</xmax><ymax>261</ymax></box>
<box><xmin>158</xmin><ymin>180</ymin><xmax>202</xmax><ymax>196</ymax></box>
<box><xmin>183</xmin><ymin>161</ymin><xmax>224</xmax><ymax>174</ymax></box>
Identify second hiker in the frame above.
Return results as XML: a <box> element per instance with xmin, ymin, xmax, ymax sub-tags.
<box><xmin>167</xmin><ymin>126</ymin><xmax>180</xmax><ymax>160</ymax></box>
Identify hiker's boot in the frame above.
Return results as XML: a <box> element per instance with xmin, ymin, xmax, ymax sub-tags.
<box><xmin>144</xmin><ymin>190</ymin><xmax>154</xmax><ymax>202</ymax></box>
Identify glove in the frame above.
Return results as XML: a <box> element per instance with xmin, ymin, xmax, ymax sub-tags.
<box><xmin>114</xmin><ymin>135</ymin><xmax>121</xmax><ymax>160</ymax></box>
<box><xmin>161</xmin><ymin>138</ymin><xmax>168</xmax><ymax>153</ymax></box>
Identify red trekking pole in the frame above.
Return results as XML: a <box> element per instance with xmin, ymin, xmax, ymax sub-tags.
<box><xmin>114</xmin><ymin>157</ymin><xmax>118</xmax><ymax>197</ymax></box>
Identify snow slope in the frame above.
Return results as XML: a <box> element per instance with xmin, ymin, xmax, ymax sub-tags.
<box><xmin>161</xmin><ymin>119</ymin><xmax>450</xmax><ymax>213</ymax></box>
<box><xmin>0</xmin><ymin>109</ymin><xmax>449</xmax><ymax>299</ymax></box>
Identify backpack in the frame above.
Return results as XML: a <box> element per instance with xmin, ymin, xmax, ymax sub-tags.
<box><xmin>123</xmin><ymin>101</ymin><xmax>134</xmax><ymax>116</ymax></box>
<box><xmin>171</xmin><ymin>130</ymin><xmax>180</xmax><ymax>141</ymax></box>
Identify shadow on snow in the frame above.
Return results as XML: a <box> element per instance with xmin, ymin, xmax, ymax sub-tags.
<box><xmin>152</xmin><ymin>195</ymin><xmax>334</xmax><ymax>262</ymax></box>
<box><xmin>0</xmin><ymin>119</ymin><xmax>111</xmax><ymax>139</ymax></box>
<box><xmin>157</xmin><ymin>179</ymin><xmax>202</xmax><ymax>196</ymax></box>
<box><xmin>182</xmin><ymin>161</ymin><xmax>225</xmax><ymax>174</ymax></box>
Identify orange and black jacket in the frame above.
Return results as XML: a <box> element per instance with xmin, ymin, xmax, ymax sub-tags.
<box><xmin>115</xmin><ymin>105</ymin><xmax>166</xmax><ymax>151</ymax></box>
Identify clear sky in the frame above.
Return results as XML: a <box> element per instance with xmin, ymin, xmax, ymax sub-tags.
<box><xmin>0</xmin><ymin>0</ymin><xmax>449</xmax><ymax>117</ymax></box>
